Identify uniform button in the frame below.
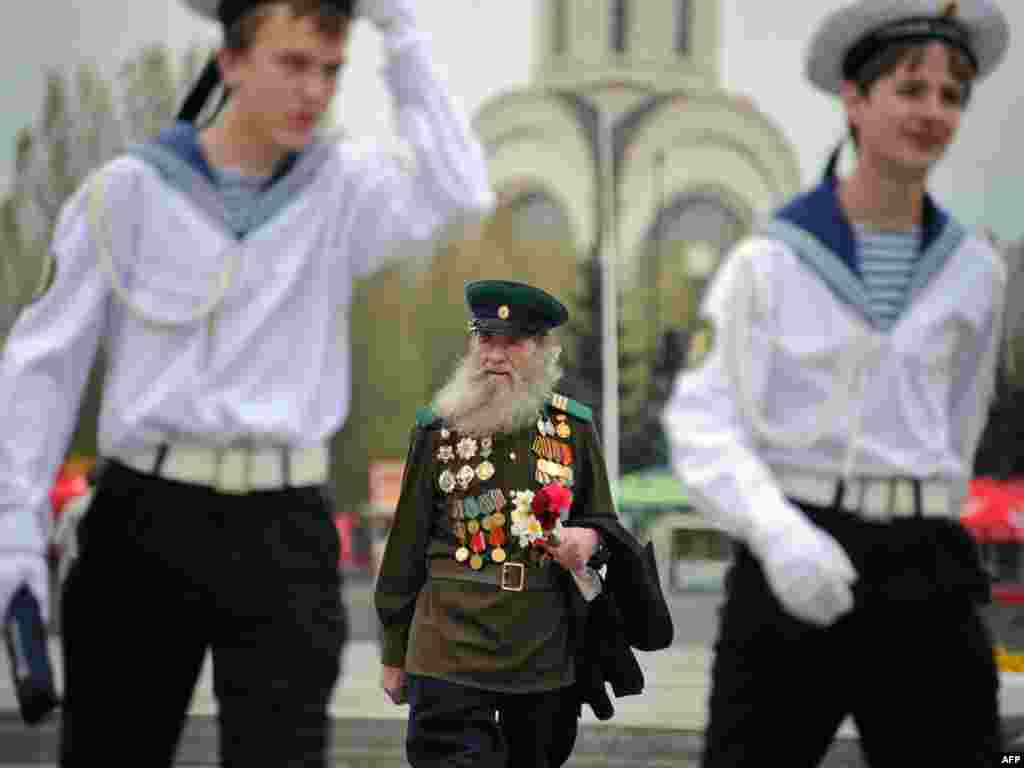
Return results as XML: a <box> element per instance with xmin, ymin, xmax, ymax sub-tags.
<box><xmin>510</xmin><ymin>452</ymin><xmax>517</xmax><ymax>461</ymax></box>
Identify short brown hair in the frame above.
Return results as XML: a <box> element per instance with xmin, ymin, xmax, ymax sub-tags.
<box><xmin>852</xmin><ymin>41</ymin><xmax>977</xmax><ymax>101</ymax></box>
<box><xmin>848</xmin><ymin>41</ymin><xmax>977</xmax><ymax>146</ymax></box>
<box><xmin>224</xmin><ymin>0</ymin><xmax>351</xmax><ymax>51</ymax></box>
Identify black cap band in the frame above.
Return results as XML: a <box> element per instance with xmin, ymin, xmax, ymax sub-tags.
<box><xmin>216</xmin><ymin>0</ymin><xmax>257</xmax><ymax>26</ymax></box>
<box><xmin>842</xmin><ymin>16</ymin><xmax>978</xmax><ymax>82</ymax></box>
<box><xmin>468</xmin><ymin>318</ymin><xmax>549</xmax><ymax>337</ymax></box>
<box><xmin>177</xmin><ymin>57</ymin><xmax>221</xmax><ymax>123</ymax></box>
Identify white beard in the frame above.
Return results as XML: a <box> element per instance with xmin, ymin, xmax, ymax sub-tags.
<box><xmin>433</xmin><ymin>341</ymin><xmax>564</xmax><ymax>437</ymax></box>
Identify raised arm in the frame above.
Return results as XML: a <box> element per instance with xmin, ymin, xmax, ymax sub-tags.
<box><xmin>346</xmin><ymin>0</ymin><xmax>494</xmax><ymax>277</ymax></box>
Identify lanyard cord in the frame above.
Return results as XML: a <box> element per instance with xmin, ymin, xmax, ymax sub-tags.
<box><xmin>88</xmin><ymin>170</ymin><xmax>239</xmax><ymax>328</ymax></box>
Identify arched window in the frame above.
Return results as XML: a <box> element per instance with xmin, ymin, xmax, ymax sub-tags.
<box><xmin>612</xmin><ymin>0</ymin><xmax>628</xmax><ymax>53</ymax></box>
<box><xmin>553</xmin><ymin>0</ymin><xmax>568</xmax><ymax>55</ymax></box>
<box><xmin>643</xmin><ymin>193</ymin><xmax>747</xmax><ymax>350</ymax></box>
<box><xmin>676</xmin><ymin>0</ymin><xmax>692</xmax><ymax>55</ymax></box>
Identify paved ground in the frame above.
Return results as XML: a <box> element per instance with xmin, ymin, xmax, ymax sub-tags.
<box><xmin>5</xmin><ymin>575</ymin><xmax>1024</xmax><ymax>766</ymax></box>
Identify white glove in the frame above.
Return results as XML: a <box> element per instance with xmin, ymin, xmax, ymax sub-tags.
<box><xmin>0</xmin><ymin>553</ymin><xmax>50</xmax><ymax>624</ymax></box>
<box><xmin>356</xmin><ymin>0</ymin><xmax>416</xmax><ymax>33</ymax></box>
<box><xmin>749</xmin><ymin>509</ymin><xmax>857</xmax><ymax>627</ymax></box>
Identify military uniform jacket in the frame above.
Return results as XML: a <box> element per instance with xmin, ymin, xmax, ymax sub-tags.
<box><xmin>661</xmin><ymin>177</ymin><xmax>1006</xmax><ymax>543</ymax></box>
<box><xmin>375</xmin><ymin>395</ymin><xmax>617</xmax><ymax>693</ymax></box>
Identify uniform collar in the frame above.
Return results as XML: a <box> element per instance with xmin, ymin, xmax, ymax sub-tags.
<box><xmin>762</xmin><ymin>177</ymin><xmax>965</xmax><ymax>328</ymax></box>
<box><xmin>153</xmin><ymin>121</ymin><xmax>301</xmax><ymax>189</ymax></box>
<box><xmin>775</xmin><ymin>176</ymin><xmax>949</xmax><ymax>276</ymax></box>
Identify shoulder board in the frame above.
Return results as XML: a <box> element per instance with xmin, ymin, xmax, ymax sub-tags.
<box><xmin>416</xmin><ymin>406</ymin><xmax>442</xmax><ymax>429</ymax></box>
<box><xmin>546</xmin><ymin>393</ymin><xmax>592</xmax><ymax>423</ymax></box>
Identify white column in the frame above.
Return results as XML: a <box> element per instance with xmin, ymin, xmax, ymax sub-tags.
<box><xmin>599</xmin><ymin>110</ymin><xmax>620</xmax><ymax>489</ymax></box>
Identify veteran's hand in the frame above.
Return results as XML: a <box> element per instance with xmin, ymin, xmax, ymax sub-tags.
<box><xmin>381</xmin><ymin>665</ymin><xmax>408</xmax><ymax>705</ymax></box>
<box><xmin>537</xmin><ymin>527</ymin><xmax>598</xmax><ymax>574</ymax></box>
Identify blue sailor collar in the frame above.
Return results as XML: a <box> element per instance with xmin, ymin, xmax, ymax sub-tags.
<box><xmin>759</xmin><ymin>176</ymin><xmax>966</xmax><ymax>328</ymax></box>
<box><xmin>125</xmin><ymin>121</ymin><xmax>333</xmax><ymax>239</ymax></box>
<box><xmin>151</xmin><ymin>121</ymin><xmax>301</xmax><ymax>188</ymax></box>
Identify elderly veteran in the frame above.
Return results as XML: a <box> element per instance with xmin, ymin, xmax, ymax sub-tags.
<box><xmin>0</xmin><ymin>0</ymin><xmax>492</xmax><ymax>764</ymax></box>
<box><xmin>375</xmin><ymin>279</ymin><xmax>672</xmax><ymax>768</ymax></box>
<box><xmin>662</xmin><ymin>1</ymin><xmax>1009</xmax><ymax>766</ymax></box>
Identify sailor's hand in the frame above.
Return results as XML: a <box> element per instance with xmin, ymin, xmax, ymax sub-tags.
<box><xmin>381</xmin><ymin>665</ymin><xmax>408</xmax><ymax>705</ymax></box>
<box><xmin>537</xmin><ymin>527</ymin><xmax>598</xmax><ymax>574</ymax></box>
<box><xmin>356</xmin><ymin>0</ymin><xmax>416</xmax><ymax>33</ymax></box>
<box><xmin>750</xmin><ymin>509</ymin><xmax>857</xmax><ymax>627</ymax></box>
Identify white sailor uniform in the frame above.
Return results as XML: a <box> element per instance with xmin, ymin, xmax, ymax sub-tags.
<box><xmin>662</xmin><ymin>176</ymin><xmax>1004</xmax><ymax>767</ymax></box>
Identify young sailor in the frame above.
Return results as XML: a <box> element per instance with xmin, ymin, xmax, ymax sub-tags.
<box><xmin>0</xmin><ymin>0</ymin><xmax>492</xmax><ymax>764</ymax></box>
<box><xmin>662</xmin><ymin>2</ymin><xmax>1009</xmax><ymax>765</ymax></box>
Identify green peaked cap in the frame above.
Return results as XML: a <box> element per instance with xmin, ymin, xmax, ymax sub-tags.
<box><xmin>465</xmin><ymin>280</ymin><xmax>569</xmax><ymax>336</ymax></box>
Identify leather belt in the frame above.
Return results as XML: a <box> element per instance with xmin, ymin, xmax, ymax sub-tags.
<box><xmin>113</xmin><ymin>442</ymin><xmax>329</xmax><ymax>494</ymax></box>
<box><xmin>428</xmin><ymin>556</ymin><xmax>562</xmax><ymax>592</ymax></box>
<box><xmin>774</xmin><ymin>469</ymin><xmax>957</xmax><ymax>521</ymax></box>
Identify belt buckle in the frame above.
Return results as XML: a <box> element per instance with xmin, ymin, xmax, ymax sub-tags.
<box><xmin>501</xmin><ymin>562</ymin><xmax>525</xmax><ymax>592</ymax></box>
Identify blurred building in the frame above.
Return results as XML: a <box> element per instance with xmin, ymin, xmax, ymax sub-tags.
<box><xmin>473</xmin><ymin>0</ymin><xmax>801</xmax><ymax>354</ymax></box>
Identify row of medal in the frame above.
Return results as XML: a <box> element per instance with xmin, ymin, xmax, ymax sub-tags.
<box><xmin>437</xmin><ymin>430</ymin><xmax>494</xmax><ymax>495</ymax></box>
<box><xmin>449</xmin><ymin>489</ymin><xmax>508</xmax><ymax>570</ymax></box>
<box><xmin>534</xmin><ymin>414</ymin><xmax>574</xmax><ymax>487</ymax></box>
<box><xmin>436</xmin><ymin>415</ymin><xmax>576</xmax><ymax>570</ymax></box>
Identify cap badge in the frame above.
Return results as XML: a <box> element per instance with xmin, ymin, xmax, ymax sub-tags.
<box><xmin>498</xmin><ymin>305</ymin><xmax>510</xmax><ymax>320</ymax></box>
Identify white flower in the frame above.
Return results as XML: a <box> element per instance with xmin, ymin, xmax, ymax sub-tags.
<box><xmin>512</xmin><ymin>513</ymin><xmax>546</xmax><ymax>548</ymax></box>
<box><xmin>511</xmin><ymin>489</ymin><xmax>534</xmax><ymax>519</ymax></box>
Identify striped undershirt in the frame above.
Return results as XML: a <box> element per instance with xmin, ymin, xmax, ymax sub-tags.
<box><xmin>214</xmin><ymin>167</ymin><xmax>269</xmax><ymax>235</ymax></box>
<box><xmin>855</xmin><ymin>226</ymin><xmax>922</xmax><ymax>331</ymax></box>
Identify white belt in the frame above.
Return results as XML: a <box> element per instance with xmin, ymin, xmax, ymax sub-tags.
<box><xmin>114</xmin><ymin>443</ymin><xmax>329</xmax><ymax>494</ymax></box>
<box><xmin>774</xmin><ymin>469</ymin><xmax>956</xmax><ymax>521</ymax></box>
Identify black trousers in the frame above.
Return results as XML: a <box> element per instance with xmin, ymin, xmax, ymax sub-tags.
<box><xmin>58</xmin><ymin>461</ymin><xmax>347</xmax><ymax>767</ymax></box>
<box><xmin>406</xmin><ymin>674</ymin><xmax>579</xmax><ymax>768</ymax></box>
<box><xmin>702</xmin><ymin>502</ymin><xmax>1000</xmax><ymax>768</ymax></box>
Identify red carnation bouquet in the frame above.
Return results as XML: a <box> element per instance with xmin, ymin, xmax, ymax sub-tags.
<box><xmin>511</xmin><ymin>483</ymin><xmax>572</xmax><ymax>549</ymax></box>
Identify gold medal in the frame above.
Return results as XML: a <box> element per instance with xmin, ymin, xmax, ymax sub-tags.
<box><xmin>492</xmin><ymin>512</ymin><xmax>506</xmax><ymax>527</ymax></box>
<box><xmin>467</xmin><ymin>519</ymin><xmax>480</xmax><ymax>535</ymax></box>
<box><xmin>491</xmin><ymin>547</ymin><xmax>507</xmax><ymax>563</ymax></box>
<box><xmin>557</xmin><ymin>422</ymin><xmax>571</xmax><ymax>439</ymax></box>
<box><xmin>481</xmin><ymin>515</ymin><xmax>493</xmax><ymax>531</ymax></box>
<box><xmin>455</xmin><ymin>546</ymin><xmax>470</xmax><ymax>563</ymax></box>
<box><xmin>476</xmin><ymin>460</ymin><xmax>495</xmax><ymax>481</ymax></box>
<box><xmin>470</xmin><ymin>554</ymin><xmax>484</xmax><ymax>570</ymax></box>
<box><xmin>438</xmin><ymin>469</ymin><xmax>456</xmax><ymax>494</ymax></box>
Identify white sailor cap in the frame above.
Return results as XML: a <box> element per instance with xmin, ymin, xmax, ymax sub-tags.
<box><xmin>182</xmin><ymin>0</ymin><xmax>354</xmax><ymax>27</ymax></box>
<box><xmin>806</xmin><ymin>1</ymin><xmax>1009</xmax><ymax>94</ymax></box>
